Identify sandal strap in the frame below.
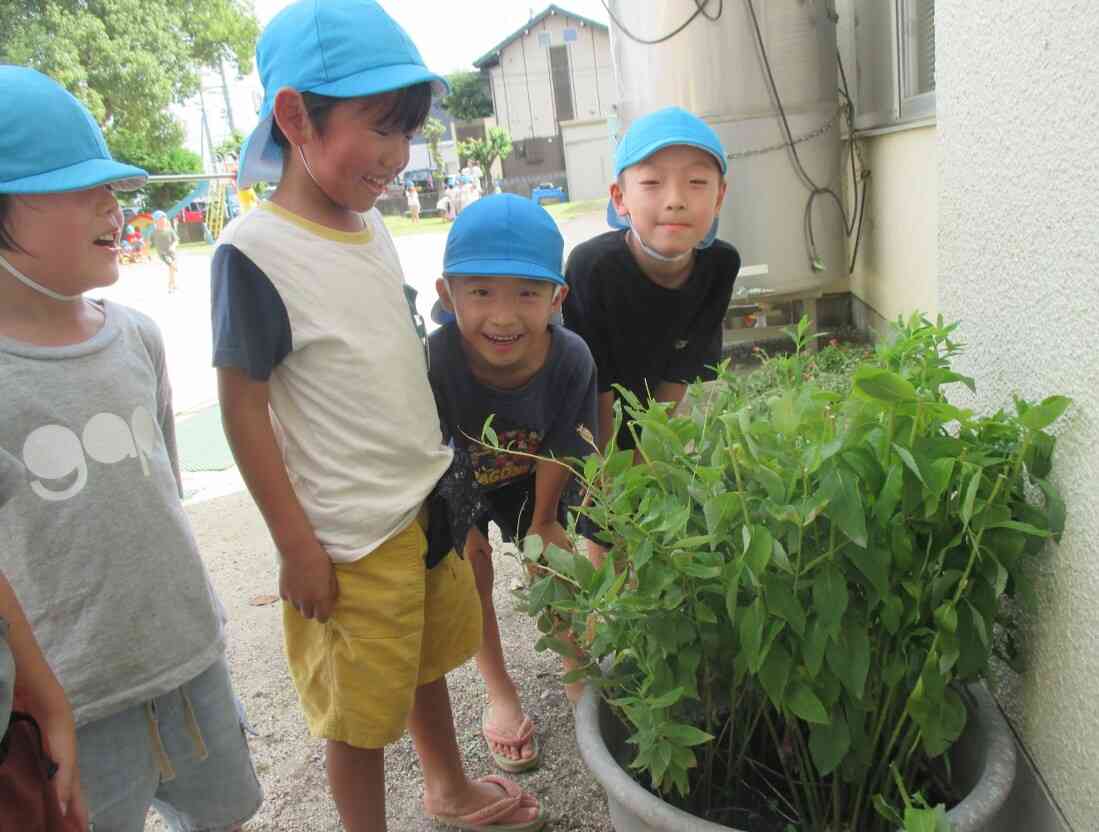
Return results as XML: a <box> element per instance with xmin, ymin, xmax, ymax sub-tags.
<box><xmin>482</xmin><ymin>716</ymin><xmax>535</xmax><ymax>748</ymax></box>
<box><xmin>454</xmin><ymin>776</ymin><xmax>524</xmax><ymax>826</ymax></box>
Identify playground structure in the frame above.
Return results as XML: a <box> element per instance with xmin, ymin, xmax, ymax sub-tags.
<box><xmin>126</xmin><ymin>172</ymin><xmax>254</xmax><ymax>253</ymax></box>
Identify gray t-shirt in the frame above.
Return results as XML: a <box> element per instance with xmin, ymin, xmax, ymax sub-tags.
<box><xmin>0</xmin><ymin>301</ymin><xmax>224</xmax><ymax>726</ymax></box>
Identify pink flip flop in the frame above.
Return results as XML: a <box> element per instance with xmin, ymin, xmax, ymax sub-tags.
<box><xmin>430</xmin><ymin>774</ymin><xmax>546</xmax><ymax>831</ymax></box>
<box><xmin>482</xmin><ymin>703</ymin><xmax>540</xmax><ymax>773</ymax></box>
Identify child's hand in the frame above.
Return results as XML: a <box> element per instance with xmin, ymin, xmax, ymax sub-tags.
<box><xmin>279</xmin><ymin>540</ymin><xmax>338</xmax><ymax>622</ymax></box>
<box><xmin>44</xmin><ymin>712</ymin><xmax>88</xmax><ymax>829</ymax></box>
<box><xmin>529</xmin><ymin>519</ymin><xmax>573</xmax><ymax>555</ymax></box>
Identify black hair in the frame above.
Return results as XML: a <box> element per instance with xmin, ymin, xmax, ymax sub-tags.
<box><xmin>0</xmin><ymin>194</ymin><xmax>21</xmax><ymax>252</ymax></box>
<box><xmin>270</xmin><ymin>82</ymin><xmax>434</xmax><ymax>148</ymax></box>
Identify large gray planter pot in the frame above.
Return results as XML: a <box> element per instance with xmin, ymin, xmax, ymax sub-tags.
<box><xmin>575</xmin><ymin>683</ymin><xmax>1015</xmax><ymax>832</ymax></box>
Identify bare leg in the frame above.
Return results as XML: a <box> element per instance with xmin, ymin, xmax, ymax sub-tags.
<box><xmin>411</xmin><ymin>677</ymin><xmax>539</xmax><ymax>824</ymax></box>
<box><xmin>470</xmin><ymin>546</ymin><xmax>536</xmax><ymax>764</ymax></box>
<box><xmin>326</xmin><ymin>741</ymin><xmax>386</xmax><ymax>832</ymax></box>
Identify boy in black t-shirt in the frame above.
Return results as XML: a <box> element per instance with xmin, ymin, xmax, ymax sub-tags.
<box><xmin>564</xmin><ymin>107</ymin><xmax>741</xmax><ymax>454</ymax></box>
<box><xmin>429</xmin><ymin>194</ymin><xmax>597</xmax><ymax>774</ymax></box>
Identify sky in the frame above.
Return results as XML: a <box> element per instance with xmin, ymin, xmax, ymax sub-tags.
<box><xmin>180</xmin><ymin>0</ymin><xmax>611</xmax><ymax>160</ymax></box>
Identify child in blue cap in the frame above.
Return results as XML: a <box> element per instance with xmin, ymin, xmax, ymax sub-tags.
<box><xmin>428</xmin><ymin>194</ymin><xmax>596</xmax><ymax>775</ymax></box>
<box><xmin>563</xmin><ymin>107</ymin><xmax>742</xmax><ymax>568</ymax></box>
<box><xmin>211</xmin><ymin>2</ymin><xmax>544</xmax><ymax>829</ymax></box>
<box><xmin>564</xmin><ymin>107</ymin><xmax>742</xmax><ymax>454</ymax></box>
<box><xmin>0</xmin><ymin>66</ymin><xmax>261</xmax><ymax>830</ymax></box>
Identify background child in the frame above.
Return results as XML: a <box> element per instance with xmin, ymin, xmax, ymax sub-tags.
<box><xmin>150</xmin><ymin>210</ymin><xmax>179</xmax><ymax>292</ymax></box>
<box><xmin>563</xmin><ymin>107</ymin><xmax>741</xmax><ymax>564</ymax></box>
<box><xmin>0</xmin><ymin>448</ymin><xmax>86</xmax><ymax>830</ymax></box>
<box><xmin>211</xmin><ymin>2</ymin><xmax>542</xmax><ymax>829</ymax></box>
<box><xmin>429</xmin><ymin>194</ymin><xmax>597</xmax><ymax>773</ymax></box>
<box><xmin>405</xmin><ymin>181</ymin><xmax>421</xmax><ymax>222</ymax></box>
<box><xmin>0</xmin><ymin>65</ymin><xmax>261</xmax><ymax>831</ymax></box>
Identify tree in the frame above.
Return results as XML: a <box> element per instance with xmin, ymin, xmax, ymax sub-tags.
<box><xmin>108</xmin><ymin>122</ymin><xmax>203</xmax><ymax>210</ymax></box>
<box><xmin>441</xmin><ymin>71</ymin><xmax>493</xmax><ymax>122</ymax></box>
<box><xmin>0</xmin><ymin>0</ymin><xmax>258</xmax><ymax>200</ymax></box>
<box><xmin>421</xmin><ymin>117</ymin><xmax>448</xmax><ymax>184</ymax></box>
<box><xmin>458</xmin><ymin>127</ymin><xmax>513</xmax><ymax>192</ymax></box>
<box><xmin>214</xmin><ymin>130</ymin><xmax>246</xmax><ymax>163</ymax></box>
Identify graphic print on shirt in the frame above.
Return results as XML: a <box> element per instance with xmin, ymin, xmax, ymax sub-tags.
<box><xmin>20</xmin><ymin>406</ymin><xmax>158</xmax><ymax>501</ymax></box>
<box><xmin>470</xmin><ymin>425</ymin><xmax>542</xmax><ymax>489</ymax></box>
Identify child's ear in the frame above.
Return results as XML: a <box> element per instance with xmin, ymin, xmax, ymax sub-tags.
<box><xmin>551</xmin><ymin>283</ymin><xmax>569</xmax><ymax>310</ymax></box>
<box><xmin>435</xmin><ymin>276</ymin><xmax>454</xmax><ymax>312</ymax></box>
<box><xmin>713</xmin><ymin>179</ymin><xmax>728</xmax><ymax>215</ymax></box>
<box><xmin>609</xmin><ymin>181</ymin><xmax>629</xmax><ymax>220</ymax></box>
<box><xmin>273</xmin><ymin>88</ymin><xmax>315</xmax><ymax>146</ymax></box>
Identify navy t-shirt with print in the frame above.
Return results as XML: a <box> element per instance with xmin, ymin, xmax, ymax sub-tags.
<box><xmin>427</xmin><ymin>322</ymin><xmax>597</xmax><ymax>541</ymax></box>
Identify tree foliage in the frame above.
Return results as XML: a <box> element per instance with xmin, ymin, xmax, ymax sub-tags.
<box><xmin>108</xmin><ymin>123</ymin><xmax>203</xmax><ymax>210</ymax></box>
<box><xmin>441</xmin><ymin>71</ymin><xmax>493</xmax><ymax>121</ymax></box>
<box><xmin>421</xmin><ymin>117</ymin><xmax>448</xmax><ymax>183</ymax></box>
<box><xmin>459</xmin><ymin>127</ymin><xmax>513</xmax><ymax>191</ymax></box>
<box><xmin>0</xmin><ymin>0</ymin><xmax>258</xmax><ymax>203</ymax></box>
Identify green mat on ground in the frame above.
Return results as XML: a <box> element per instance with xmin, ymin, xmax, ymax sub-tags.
<box><xmin>176</xmin><ymin>404</ymin><xmax>234</xmax><ymax>472</ymax></box>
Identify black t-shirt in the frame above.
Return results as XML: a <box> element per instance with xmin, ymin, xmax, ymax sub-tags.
<box><xmin>563</xmin><ymin>230</ymin><xmax>741</xmax><ymax>444</ymax></box>
<box><xmin>427</xmin><ymin>321</ymin><xmax>597</xmax><ymax>541</ymax></box>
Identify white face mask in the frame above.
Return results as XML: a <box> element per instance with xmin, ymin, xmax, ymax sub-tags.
<box><xmin>628</xmin><ymin>228</ymin><xmax>693</xmax><ymax>265</ymax></box>
<box><xmin>0</xmin><ymin>252</ymin><xmax>83</xmax><ymax>302</ymax></box>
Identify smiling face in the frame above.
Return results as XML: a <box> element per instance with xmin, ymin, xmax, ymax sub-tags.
<box><xmin>436</xmin><ymin>275</ymin><xmax>567</xmax><ymax>387</ymax></box>
<box><xmin>610</xmin><ymin>144</ymin><xmax>727</xmax><ymax>259</ymax></box>
<box><xmin>297</xmin><ymin>93</ymin><xmax>414</xmax><ymax>213</ymax></box>
<box><xmin>2</xmin><ymin>185</ymin><xmax>123</xmax><ymax>294</ymax></box>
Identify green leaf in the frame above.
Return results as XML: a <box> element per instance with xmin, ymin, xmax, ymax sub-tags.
<box><xmin>481</xmin><ymin>414</ymin><xmax>498</xmax><ymax>446</ymax></box>
<box><xmin>522</xmin><ymin>534</ymin><xmax>544</xmax><ymax>561</ymax></box>
<box><xmin>848</xmin><ymin>544</ymin><xmax>891</xmax><ymax>598</ymax></box>
<box><xmin>803</xmin><ymin>616</ymin><xmax>828</xmax><ymax>677</ymax></box>
<box><xmin>961</xmin><ymin>468</ymin><xmax>982</xmax><ymax>527</ymax></box>
<box><xmin>759</xmin><ymin>643</ymin><xmax>793</xmax><ymax>708</ymax></box>
<box><xmin>743</xmin><ymin>525</ymin><xmax>774</xmax><ymax>575</ymax></box>
<box><xmin>827</xmin><ymin>626</ymin><xmax>870</xmax><ymax>699</ymax></box>
<box><xmin>1019</xmin><ymin>395</ymin><xmax>1072</xmax><ymax>430</ymax></box>
<box><xmin>646</xmin><ymin>687</ymin><xmax>686</xmax><ymax>708</ymax></box>
<box><xmin>875</xmin><ymin>464</ymin><xmax>904</xmax><ymax>525</ymax></box>
<box><xmin>724</xmin><ymin>561</ymin><xmax>744</xmax><ymax>623</ymax></box>
<box><xmin>809</xmin><ymin>710</ymin><xmax>851</xmax><ymax>775</ymax></box>
<box><xmin>787</xmin><ymin>683</ymin><xmax>830</xmax><ymax>724</ymax></box>
<box><xmin>1037</xmin><ymin>478</ymin><xmax>1066</xmax><ymax>541</ymax></box>
<box><xmin>769</xmin><ymin>391</ymin><xmax>801</xmax><ymax>435</ymax></box>
<box><xmin>543</xmin><ymin>544</ymin><xmax>576</xmax><ymax>579</ymax></box>
<box><xmin>985</xmin><ymin>520</ymin><xmax>1051</xmax><ymax>538</ymax></box>
<box><xmin>739</xmin><ymin>599</ymin><xmax>766</xmax><ymax>672</ymax></box>
<box><xmin>632</xmin><ymin>537</ymin><xmax>655</xmax><ymax>571</ymax></box>
<box><xmin>663</xmin><ymin>723</ymin><xmax>714</xmax><ymax>747</ymax></box>
<box><xmin>935</xmin><ymin>603</ymin><xmax>958</xmax><ymax>634</ymax></box>
<box><xmin>765</xmin><ymin>578</ymin><xmax>806</xmax><ymax>636</ymax></box>
<box><xmin>813</xmin><ymin>565</ymin><xmax>849</xmax><ymax>638</ymax></box>
<box><xmin>853</xmin><ymin>367</ymin><xmax>918</xmax><ymax>403</ymax></box>
<box><xmin>824</xmin><ymin>468</ymin><xmax>868</xmax><ymax>548</ymax></box>
<box><xmin>892</xmin><ymin>444</ymin><xmax>926</xmax><ymax>484</ymax></box>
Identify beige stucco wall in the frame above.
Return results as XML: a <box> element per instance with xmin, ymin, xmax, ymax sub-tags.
<box><xmin>846</xmin><ymin>126</ymin><xmax>938</xmax><ymax>326</ymax></box>
<box><xmin>937</xmin><ymin>4</ymin><xmax>1099</xmax><ymax>829</ymax></box>
<box><xmin>487</xmin><ymin>15</ymin><xmax>613</xmax><ymax>141</ymax></box>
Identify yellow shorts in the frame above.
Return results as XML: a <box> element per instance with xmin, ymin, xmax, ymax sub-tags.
<box><xmin>283</xmin><ymin>511</ymin><xmax>482</xmax><ymax>749</ymax></box>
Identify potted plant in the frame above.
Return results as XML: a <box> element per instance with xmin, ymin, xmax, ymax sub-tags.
<box><xmin>514</xmin><ymin>315</ymin><xmax>1068</xmax><ymax>831</ymax></box>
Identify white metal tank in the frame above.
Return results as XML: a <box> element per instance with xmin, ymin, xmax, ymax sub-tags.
<box><xmin>606</xmin><ymin>0</ymin><xmax>846</xmax><ymax>288</ymax></box>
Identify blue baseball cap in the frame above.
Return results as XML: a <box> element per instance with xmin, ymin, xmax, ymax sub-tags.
<box><xmin>238</xmin><ymin>0</ymin><xmax>449</xmax><ymax>188</ymax></box>
<box><xmin>0</xmin><ymin>66</ymin><xmax>147</xmax><ymax>194</ymax></box>
<box><xmin>607</xmin><ymin>107</ymin><xmax>726</xmax><ymax>247</ymax></box>
<box><xmin>431</xmin><ymin>194</ymin><xmax>564</xmax><ymax>324</ymax></box>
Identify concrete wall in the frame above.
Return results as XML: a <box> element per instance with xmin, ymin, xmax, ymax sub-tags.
<box><xmin>561</xmin><ymin>116</ymin><xmax>611</xmax><ymax>202</ymax></box>
<box><xmin>487</xmin><ymin>15</ymin><xmax>613</xmax><ymax>141</ymax></box>
<box><xmin>938</xmin><ymin>4</ymin><xmax>1099</xmax><ymax>829</ymax></box>
<box><xmin>845</xmin><ymin>125</ymin><xmax>938</xmax><ymax>328</ymax></box>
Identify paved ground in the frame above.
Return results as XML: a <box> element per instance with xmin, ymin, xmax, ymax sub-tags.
<box><xmin>121</xmin><ymin>206</ymin><xmax>617</xmax><ymax>830</ymax></box>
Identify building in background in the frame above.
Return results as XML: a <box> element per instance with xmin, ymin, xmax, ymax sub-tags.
<box><xmin>473</xmin><ymin>4</ymin><xmax>614</xmax><ymax>199</ymax></box>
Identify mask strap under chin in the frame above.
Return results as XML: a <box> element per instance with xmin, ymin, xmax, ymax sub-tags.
<box><xmin>0</xmin><ymin>252</ymin><xmax>83</xmax><ymax>302</ymax></box>
<box><xmin>628</xmin><ymin>229</ymin><xmax>693</xmax><ymax>265</ymax></box>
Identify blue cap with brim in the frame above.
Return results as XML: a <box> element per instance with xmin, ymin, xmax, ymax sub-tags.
<box><xmin>0</xmin><ymin>66</ymin><xmax>147</xmax><ymax>194</ymax></box>
<box><xmin>238</xmin><ymin>0</ymin><xmax>449</xmax><ymax>189</ymax></box>
<box><xmin>606</xmin><ymin>106</ymin><xmax>726</xmax><ymax>248</ymax></box>
<box><xmin>430</xmin><ymin>194</ymin><xmax>564</xmax><ymax>325</ymax></box>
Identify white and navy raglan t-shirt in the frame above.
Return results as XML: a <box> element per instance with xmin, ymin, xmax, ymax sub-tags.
<box><xmin>211</xmin><ymin>202</ymin><xmax>453</xmax><ymax>563</ymax></box>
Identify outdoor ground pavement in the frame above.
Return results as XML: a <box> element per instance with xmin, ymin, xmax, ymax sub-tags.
<box><xmin>122</xmin><ymin>205</ymin><xmax>616</xmax><ymax>830</ymax></box>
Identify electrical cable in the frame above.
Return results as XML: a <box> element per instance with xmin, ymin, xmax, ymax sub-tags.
<box><xmin>600</xmin><ymin>0</ymin><xmax>722</xmax><ymax>46</ymax></box>
<box><xmin>744</xmin><ymin>0</ymin><xmax>869</xmax><ymax>274</ymax></box>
